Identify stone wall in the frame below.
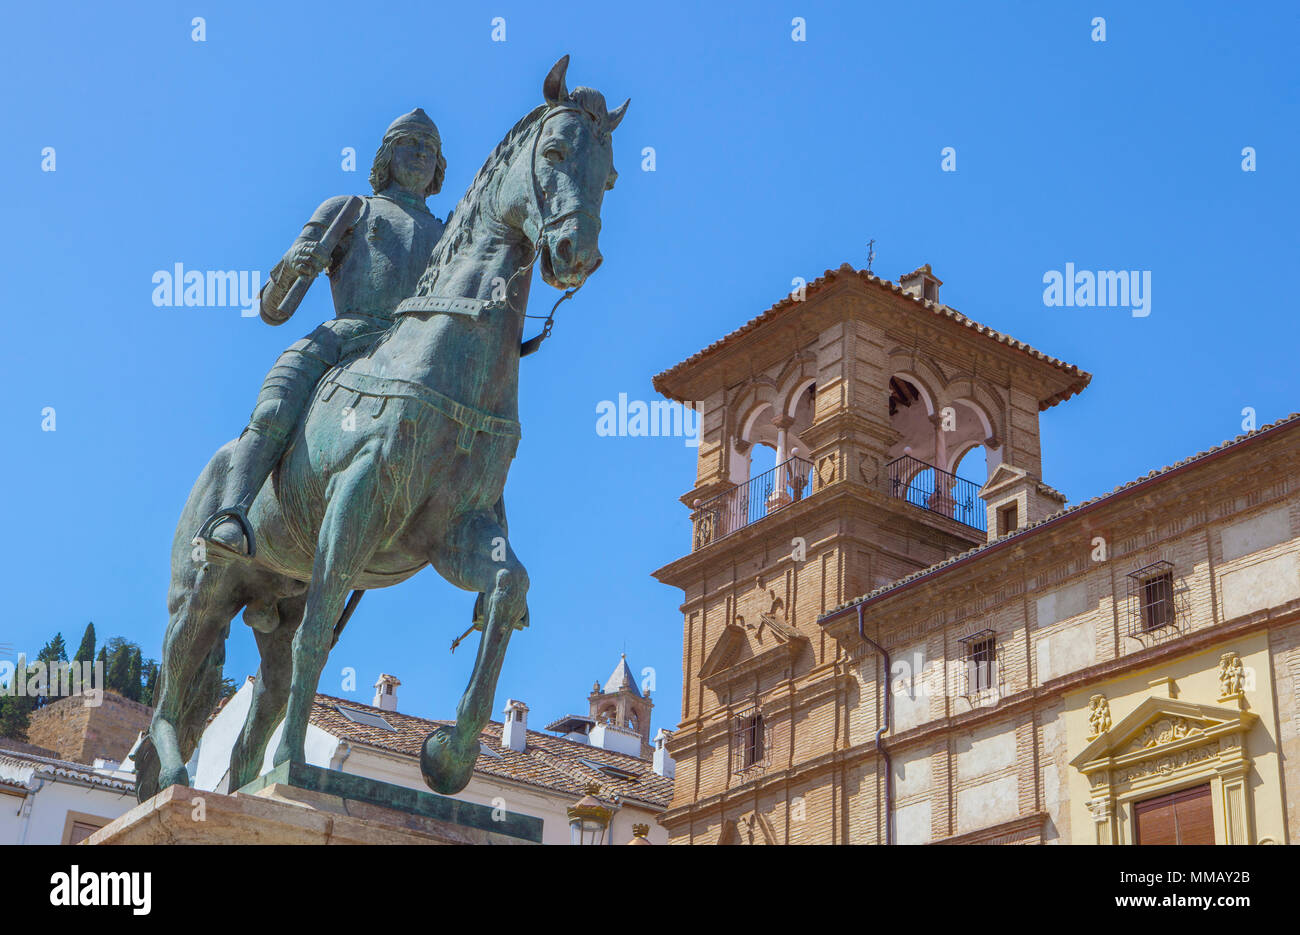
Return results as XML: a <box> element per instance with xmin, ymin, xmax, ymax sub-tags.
<box><xmin>26</xmin><ymin>691</ymin><xmax>152</xmax><ymax>764</ymax></box>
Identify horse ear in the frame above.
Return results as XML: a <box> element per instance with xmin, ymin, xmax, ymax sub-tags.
<box><xmin>543</xmin><ymin>55</ymin><xmax>570</xmax><ymax>105</ymax></box>
<box><xmin>607</xmin><ymin>98</ymin><xmax>630</xmax><ymax>132</ymax></box>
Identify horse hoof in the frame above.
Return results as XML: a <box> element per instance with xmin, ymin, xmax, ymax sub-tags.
<box><xmin>133</xmin><ymin>737</ymin><xmax>161</xmax><ymax>803</ymax></box>
<box><xmin>158</xmin><ymin>764</ymin><xmax>190</xmax><ymax>792</ymax></box>
<box><xmin>421</xmin><ymin>726</ymin><xmax>475</xmax><ymax>795</ymax></box>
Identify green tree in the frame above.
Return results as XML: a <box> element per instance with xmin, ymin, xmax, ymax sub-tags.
<box><xmin>37</xmin><ymin>633</ymin><xmax>67</xmax><ymax>665</ymax></box>
<box><xmin>125</xmin><ymin>648</ymin><xmax>142</xmax><ymax>702</ymax></box>
<box><xmin>31</xmin><ymin>635</ymin><xmax>69</xmax><ymax>709</ymax></box>
<box><xmin>141</xmin><ymin>660</ymin><xmax>159</xmax><ymax>707</ymax></box>
<box><xmin>104</xmin><ymin>638</ymin><xmax>134</xmax><ymax>696</ymax></box>
<box><xmin>219</xmin><ymin>677</ymin><xmax>238</xmax><ymax>702</ymax></box>
<box><xmin>73</xmin><ymin>622</ymin><xmax>96</xmax><ymax>665</ymax></box>
<box><xmin>0</xmin><ymin>655</ymin><xmax>36</xmax><ymax>740</ymax></box>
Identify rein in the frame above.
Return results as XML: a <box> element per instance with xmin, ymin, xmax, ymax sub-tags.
<box><xmin>395</xmin><ymin>103</ymin><xmax>595</xmax><ymax>356</ymax></box>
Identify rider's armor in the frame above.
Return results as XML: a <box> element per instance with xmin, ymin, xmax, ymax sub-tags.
<box><xmin>252</xmin><ymin>192</ymin><xmax>444</xmax><ymax>448</ymax></box>
<box><xmin>199</xmin><ymin>108</ymin><xmax>446</xmax><ymax>555</ymax></box>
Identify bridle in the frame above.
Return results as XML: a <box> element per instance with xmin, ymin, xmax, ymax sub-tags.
<box><xmin>509</xmin><ymin>103</ymin><xmax>605</xmax><ymax>354</ymax></box>
<box><xmin>393</xmin><ymin>102</ymin><xmax>604</xmax><ymax>355</ymax></box>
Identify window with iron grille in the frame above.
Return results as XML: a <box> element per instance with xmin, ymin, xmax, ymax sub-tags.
<box><xmin>734</xmin><ymin>710</ymin><xmax>765</xmax><ymax>770</ymax></box>
<box><xmin>958</xmin><ymin>629</ymin><xmax>997</xmax><ymax>693</ymax></box>
<box><xmin>1126</xmin><ymin>560</ymin><xmax>1181</xmax><ymax>638</ymax></box>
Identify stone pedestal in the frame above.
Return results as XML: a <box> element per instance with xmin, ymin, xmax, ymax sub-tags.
<box><xmin>84</xmin><ymin>762</ymin><xmax>541</xmax><ymax>845</ymax></box>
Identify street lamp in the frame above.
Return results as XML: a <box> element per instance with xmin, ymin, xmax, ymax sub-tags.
<box><xmin>567</xmin><ymin>784</ymin><xmax>613</xmax><ymax>845</ymax></box>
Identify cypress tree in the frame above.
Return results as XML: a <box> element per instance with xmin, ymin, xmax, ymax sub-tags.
<box><xmin>141</xmin><ymin>660</ymin><xmax>159</xmax><ymax>707</ymax></box>
<box><xmin>125</xmin><ymin>648</ymin><xmax>142</xmax><ymax>702</ymax></box>
<box><xmin>73</xmin><ymin>622</ymin><xmax>96</xmax><ymax>665</ymax></box>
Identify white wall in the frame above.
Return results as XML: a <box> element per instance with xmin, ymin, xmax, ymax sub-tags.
<box><xmin>0</xmin><ymin>778</ymin><xmax>134</xmax><ymax>845</ymax></box>
<box><xmin>191</xmin><ymin>683</ymin><xmax>669</xmax><ymax>844</ymax></box>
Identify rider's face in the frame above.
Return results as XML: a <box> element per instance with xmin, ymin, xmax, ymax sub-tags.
<box><xmin>391</xmin><ymin>135</ymin><xmax>439</xmax><ymax>194</ymax></box>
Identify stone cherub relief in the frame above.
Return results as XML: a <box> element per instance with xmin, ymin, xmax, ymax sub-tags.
<box><xmin>1135</xmin><ymin>717</ymin><xmax>1196</xmax><ymax>751</ymax></box>
<box><xmin>1219</xmin><ymin>652</ymin><xmax>1247</xmax><ymax>698</ymax></box>
<box><xmin>1087</xmin><ymin>694</ymin><xmax>1112</xmax><ymax>738</ymax></box>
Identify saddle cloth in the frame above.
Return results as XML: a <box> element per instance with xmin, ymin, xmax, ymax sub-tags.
<box><xmin>320</xmin><ymin>368</ymin><xmax>520</xmax><ymax>453</ymax></box>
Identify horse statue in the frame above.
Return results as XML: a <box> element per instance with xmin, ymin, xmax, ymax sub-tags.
<box><xmin>135</xmin><ymin>56</ymin><xmax>625</xmax><ymax>802</ymax></box>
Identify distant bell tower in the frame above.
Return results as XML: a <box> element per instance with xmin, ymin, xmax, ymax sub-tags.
<box><xmin>589</xmin><ymin>654</ymin><xmax>654</xmax><ymax>757</ymax></box>
<box><xmin>651</xmin><ymin>262</ymin><xmax>1090</xmax><ymax>844</ymax></box>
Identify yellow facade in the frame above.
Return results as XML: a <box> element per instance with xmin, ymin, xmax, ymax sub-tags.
<box><xmin>1065</xmin><ymin>632</ymin><xmax>1285</xmax><ymax>845</ymax></box>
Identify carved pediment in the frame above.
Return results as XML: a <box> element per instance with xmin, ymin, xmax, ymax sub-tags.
<box><xmin>719</xmin><ymin>810</ymin><xmax>777</xmax><ymax>845</ymax></box>
<box><xmin>978</xmin><ymin>462</ymin><xmax>1028</xmax><ymax>499</ymax></box>
<box><xmin>698</xmin><ymin>615</ymin><xmax>806</xmax><ymax>688</ymax></box>
<box><xmin>1069</xmin><ymin>696</ymin><xmax>1257</xmax><ymax>774</ymax></box>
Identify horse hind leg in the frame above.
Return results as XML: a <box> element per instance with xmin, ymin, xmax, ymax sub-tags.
<box><xmin>228</xmin><ymin>593</ymin><xmax>303</xmax><ymax>791</ymax></box>
<box><xmin>423</xmin><ymin>510</ymin><xmax>529</xmax><ymax>795</ymax></box>
<box><xmin>143</xmin><ymin>561</ymin><xmax>241</xmax><ymax>801</ymax></box>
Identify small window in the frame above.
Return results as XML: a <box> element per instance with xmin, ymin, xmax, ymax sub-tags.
<box><xmin>737</xmin><ymin>713</ymin><xmax>765</xmax><ymax>768</ymax></box>
<box><xmin>1141</xmin><ymin>572</ymin><xmax>1175</xmax><ymax>631</ymax></box>
<box><xmin>1125</xmin><ymin>560</ymin><xmax>1180</xmax><ymax>638</ymax></box>
<box><xmin>578</xmin><ymin>757</ymin><xmax>639</xmax><ymax>781</ymax></box>
<box><xmin>333</xmin><ymin>704</ymin><xmax>397</xmax><ymax>732</ymax></box>
<box><xmin>959</xmin><ymin>629</ymin><xmax>997</xmax><ymax>693</ymax></box>
<box><xmin>997</xmin><ymin>502</ymin><xmax>1018</xmax><ymax>536</ymax></box>
<box><xmin>69</xmin><ymin>821</ymin><xmax>104</xmax><ymax>844</ymax></box>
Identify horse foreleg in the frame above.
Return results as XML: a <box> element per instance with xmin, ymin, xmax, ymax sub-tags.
<box><xmin>273</xmin><ymin>455</ymin><xmax>385</xmax><ymax>769</ymax></box>
<box><xmin>423</xmin><ymin>510</ymin><xmax>529</xmax><ymax>794</ymax></box>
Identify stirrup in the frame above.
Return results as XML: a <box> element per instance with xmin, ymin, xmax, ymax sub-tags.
<box><xmin>196</xmin><ymin>505</ymin><xmax>257</xmax><ymax>558</ymax></box>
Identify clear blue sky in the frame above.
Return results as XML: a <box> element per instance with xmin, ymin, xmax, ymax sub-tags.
<box><xmin>3</xmin><ymin>2</ymin><xmax>1296</xmax><ymax>739</ymax></box>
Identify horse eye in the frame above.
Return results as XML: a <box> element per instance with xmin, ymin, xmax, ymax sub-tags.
<box><xmin>543</xmin><ymin>147</ymin><xmax>565</xmax><ymax>163</ymax></box>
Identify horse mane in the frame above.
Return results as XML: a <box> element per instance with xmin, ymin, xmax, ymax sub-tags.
<box><xmin>413</xmin><ymin>104</ymin><xmax>549</xmax><ymax>297</ymax></box>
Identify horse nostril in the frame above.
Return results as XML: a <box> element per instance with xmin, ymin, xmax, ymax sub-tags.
<box><xmin>555</xmin><ymin>238</ymin><xmax>573</xmax><ymax>265</ymax></box>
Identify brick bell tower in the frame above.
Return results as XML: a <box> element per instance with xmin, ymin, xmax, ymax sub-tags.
<box><xmin>589</xmin><ymin>654</ymin><xmax>655</xmax><ymax>758</ymax></box>
<box><xmin>651</xmin><ymin>262</ymin><xmax>1089</xmax><ymax>844</ymax></box>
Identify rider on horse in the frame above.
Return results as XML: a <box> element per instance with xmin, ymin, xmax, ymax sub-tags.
<box><xmin>199</xmin><ymin>109</ymin><xmax>447</xmax><ymax>556</ymax></box>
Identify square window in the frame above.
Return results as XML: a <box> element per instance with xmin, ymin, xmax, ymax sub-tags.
<box><xmin>1126</xmin><ymin>561</ymin><xmax>1179</xmax><ymax>638</ymax></box>
<box><xmin>959</xmin><ymin>629</ymin><xmax>997</xmax><ymax>694</ymax></box>
<box><xmin>1141</xmin><ymin>572</ymin><xmax>1175</xmax><ymax>630</ymax></box>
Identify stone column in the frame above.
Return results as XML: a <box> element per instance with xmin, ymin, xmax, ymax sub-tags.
<box><xmin>769</xmin><ymin>415</ymin><xmax>796</xmax><ymax>508</ymax></box>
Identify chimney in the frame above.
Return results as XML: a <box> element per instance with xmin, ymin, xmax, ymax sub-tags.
<box><xmin>653</xmin><ymin>728</ymin><xmax>676</xmax><ymax>778</ymax></box>
<box><xmin>373</xmin><ymin>674</ymin><xmax>400</xmax><ymax>712</ymax></box>
<box><xmin>502</xmin><ymin>699</ymin><xmax>529</xmax><ymax>752</ymax></box>
<box><xmin>899</xmin><ymin>264</ymin><xmax>942</xmax><ymax>304</ymax></box>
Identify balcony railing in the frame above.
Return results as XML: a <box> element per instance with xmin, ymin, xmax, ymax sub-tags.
<box><xmin>886</xmin><ymin>455</ymin><xmax>986</xmax><ymax>533</ymax></box>
<box><xmin>691</xmin><ymin>456</ymin><xmax>814</xmax><ymax>551</ymax></box>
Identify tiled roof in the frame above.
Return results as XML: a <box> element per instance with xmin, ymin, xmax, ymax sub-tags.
<box><xmin>0</xmin><ymin>742</ymin><xmax>136</xmax><ymax>794</ymax></box>
<box><xmin>821</xmin><ymin>413</ymin><xmax>1300</xmax><ymax>620</ymax></box>
<box><xmin>310</xmin><ymin>694</ymin><xmax>672</xmax><ymax>809</ymax></box>
<box><xmin>652</xmin><ymin>263</ymin><xmax>1091</xmax><ymax>411</ymax></box>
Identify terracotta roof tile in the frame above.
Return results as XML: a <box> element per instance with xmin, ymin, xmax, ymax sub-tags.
<box><xmin>653</xmin><ymin>263</ymin><xmax>1091</xmax><ymax>411</ymax></box>
<box><xmin>310</xmin><ymin>694</ymin><xmax>672</xmax><ymax>809</ymax></box>
<box><xmin>0</xmin><ymin>746</ymin><xmax>136</xmax><ymax>793</ymax></box>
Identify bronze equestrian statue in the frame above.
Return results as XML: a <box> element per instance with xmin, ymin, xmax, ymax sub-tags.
<box><xmin>135</xmin><ymin>56</ymin><xmax>626</xmax><ymax>801</ymax></box>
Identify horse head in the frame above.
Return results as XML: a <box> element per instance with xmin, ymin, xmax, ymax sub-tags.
<box><xmin>501</xmin><ymin>55</ymin><xmax>628</xmax><ymax>290</ymax></box>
